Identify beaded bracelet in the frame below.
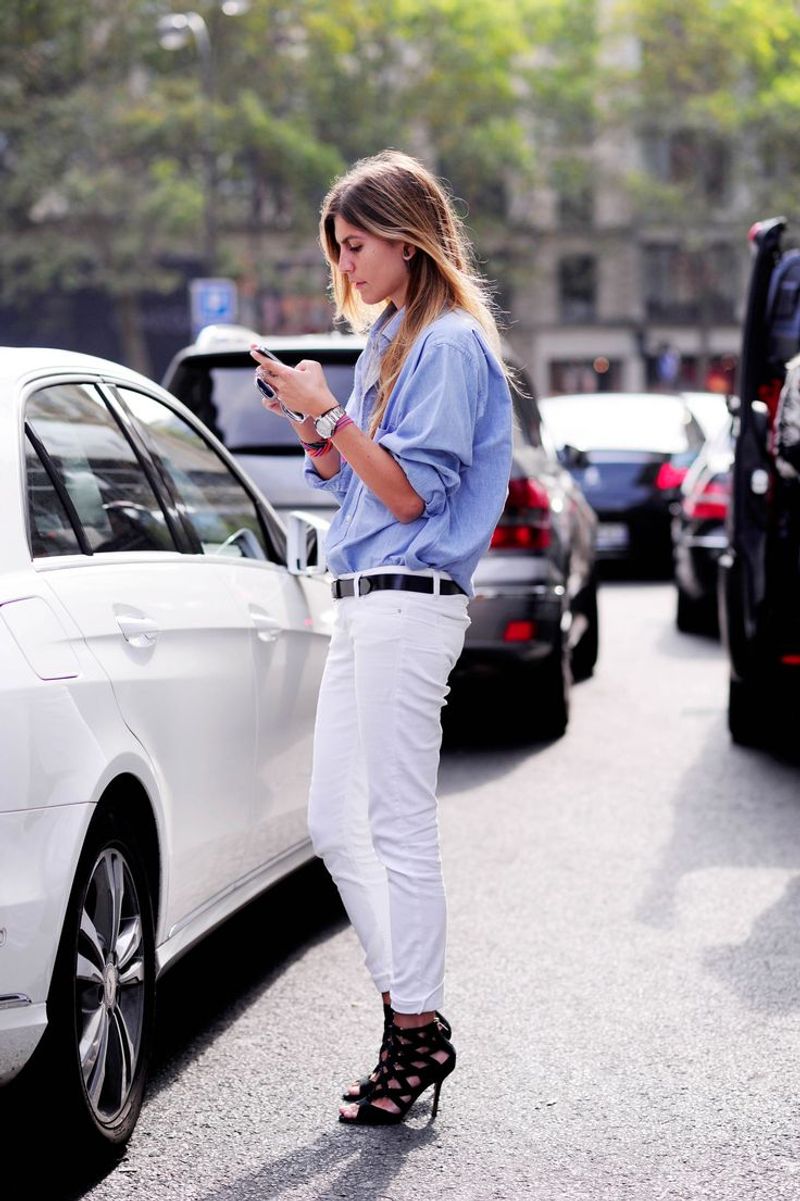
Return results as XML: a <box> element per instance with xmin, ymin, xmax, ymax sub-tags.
<box><xmin>303</xmin><ymin>439</ymin><xmax>334</xmax><ymax>459</ymax></box>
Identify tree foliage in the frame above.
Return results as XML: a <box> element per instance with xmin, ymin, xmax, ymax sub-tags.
<box><xmin>610</xmin><ymin>0</ymin><xmax>800</xmax><ymax>220</ymax></box>
<box><xmin>2</xmin><ymin>0</ymin><xmax>597</xmax><ymax>362</ymax></box>
<box><xmin>10</xmin><ymin>1</ymin><xmax>800</xmax><ymax>367</ymax></box>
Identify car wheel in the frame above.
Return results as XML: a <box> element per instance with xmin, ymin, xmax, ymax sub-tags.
<box><xmin>31</xmin><ymin>811</ymin><xmax>156</xmax><ymax>1154</ymax></box>
<box><xmin>676</xmin><ymin>587</ymin><xmax>717</xmax><ymax>635</ymax></box>
<box><xmin>532</xmin><ymin>636</ymin><xmax>571</xmax><ymax>739</ymax></box>
<box><xmin>571</xmin><ymin>576</ymin><xmax>599</xmax><ymax>681</ymax></box>
<box><xmin>728</xmin><ymin>674</ymin><xmax>770</xmax><ymax>747</ymax></box>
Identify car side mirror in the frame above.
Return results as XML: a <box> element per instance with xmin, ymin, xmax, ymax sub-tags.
<box><xmin>286</xmin><ymin>510</ymin><xmax>330</xmax><ymax>576</ymax></box>
<box><xmin>561</xmin><ymin>443</ymin><xmax>590</xmax><ymax>470</ymax></box>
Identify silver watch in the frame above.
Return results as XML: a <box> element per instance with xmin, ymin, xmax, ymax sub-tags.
<box><xmin>314</xmin><ymin>405</ymin><xmax>347</xmax><ymax>440</ymax></box>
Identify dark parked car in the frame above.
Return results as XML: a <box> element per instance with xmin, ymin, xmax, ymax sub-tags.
<box><xmin>163</xmin><ymin>325</ymin><xmax>598</xmax><ymax>739</ymax></box>
<box><xmin>456</xmin><ymin>376</ymin><xmax>599</xmax><ymax>738</ymax></box>
<box><xmin>719</xmin><ymin>217</ymin><xmax>800</xmax><ymax>746</ymax></box>
<box><xmin>672</xmin><ymin>415</ymin><xmax>734</xmax><ymax>634</ymax></box>
<box><xmin>539</xmin><ymin>391</ymin><xmax>706</xmax><ymax>573</ymax></box>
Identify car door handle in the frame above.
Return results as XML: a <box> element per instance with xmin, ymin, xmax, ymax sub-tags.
<box><xmin>249</xmin><ymin>607</ymin><xmax>283</xmax><ymax>643</ymax></box>
<box><xmin>116</xmin><ymin>614</ymin><xmax>159</xmax><ymax>647</ymax></box>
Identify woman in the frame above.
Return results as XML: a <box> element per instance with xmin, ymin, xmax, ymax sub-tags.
<box><xmin>250</xmin><ymin>150</ymin><xmax>512</xmax><ymax>1125</ymax></box>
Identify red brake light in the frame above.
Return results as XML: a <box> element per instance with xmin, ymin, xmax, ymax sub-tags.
<box><xmin>683</xmin><ymin>475</ymin><xmax>730</xmax><ymax>522</ymax></box>
<box><xmin>490</xmin><ymin>477</ymin><xmax>552</xmax><ymax>551</ymax></box>
<box><xmin>503</xmin><ymin>620</ymin><xmax>538</xmax><ymax>642</ymax></box>
<box><xmin>655</xmin><ymin>462</ymin><xmax>688</xmax><ymax>491</ymax></box>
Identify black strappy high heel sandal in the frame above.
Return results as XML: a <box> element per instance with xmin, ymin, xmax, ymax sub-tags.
<box><xmin>341</xmin><ymin>1006</ymin><xmax>452</xmax><ymax>1102</ymax></box>
<box><xmin>339</xmin><ymin>1018</ymin><xmax>456</xmax><ymax>1126</ymax></box>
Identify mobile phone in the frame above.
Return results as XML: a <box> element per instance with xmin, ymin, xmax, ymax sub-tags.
<box><xmin>252</xmin><ymin>343</ymin><xmax>306</xmax><ymax>422</ymax></box>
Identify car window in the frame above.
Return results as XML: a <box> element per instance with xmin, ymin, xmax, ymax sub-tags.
<box><xmin>511</xmin><ymin>386</ymin><xmax>543</xmax><ymax>449</ymax></box>
<box><xmin>174</xmin><ymin>360</ymin><xmax>356</xmax><ymax>453</ymax></box>
<box><xmin>25</xmin><ymin>384</ymin><xmax>179</xmax><ymax>555</ymax></box>
<box><xmin>114</xmin><ymin>387</ymin><xmax>277</xmax><ymax>561</ymax></box>
<box><xmin>24</xmin><ymin>434</ymin><xmax>83</xmax><ymax>557</ymax></box>
<box><xmin>538</xmin><ymin>413</ymin><xmax>560</xmax><ymax>462</ymax></box>
<box><xmin>675</xmin><ymin>410</ymin><xmax>706</xmax><ymax>466</ymax></box>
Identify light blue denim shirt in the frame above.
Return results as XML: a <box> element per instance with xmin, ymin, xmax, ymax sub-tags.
<box><xmin>304</xmin><ymin>304</ymin><xmax>513</xmax><ymax>597</ymax></box>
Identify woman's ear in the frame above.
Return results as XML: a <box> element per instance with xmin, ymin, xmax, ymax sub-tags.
<box><xmin>402</xmin><ymin>245</ymin><xmax>415</xmax><ymax>262</ymax></box>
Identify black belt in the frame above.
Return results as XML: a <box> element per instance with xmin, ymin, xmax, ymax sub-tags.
<box><xmin>331</xmin><ymin>572</ymin><xmax>464</xmax><ymax>599</ymax></box>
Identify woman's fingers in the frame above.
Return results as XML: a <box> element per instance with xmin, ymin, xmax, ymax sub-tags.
<box><xmin>249</xmin><ymin>350</ymin><xmax>332</xmax><ymax>418</ymax></box>
<box><xmin>249</xmin><ymin>346</ymin><xmax>290</xmax><ymax>378</ymax></box>
<box><xmin>295</xmin><ymin>358</ymin><xmax>324</xmax><ymax>380</ymax></box>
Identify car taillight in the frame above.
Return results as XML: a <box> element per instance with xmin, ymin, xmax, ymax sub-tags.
<box><xmin>503</xmin><ymin>620</ymin><xmax>538</xmax><ymax>642</ymax></box>
<box><xmin>490</xmin><ymin>477</ymin><xmax>551</xmax><ymax>551</ymax></box>
<box><xmin>655</xmin><ymin>462</ymin><xmax>688</xmax><ymax>491</ymax></box>
<box><xmin>682</xmin><ymin>473</ymin><xmax>730</xmax><ymax>522</ymax></box>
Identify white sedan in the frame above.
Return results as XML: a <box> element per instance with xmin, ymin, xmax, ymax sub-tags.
<box><xmin>0</xmin><ymin>348</ymin><xmax>331</xmax><ymax>1152</ymax></box>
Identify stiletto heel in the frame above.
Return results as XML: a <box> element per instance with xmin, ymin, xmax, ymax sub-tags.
<box><xmin>339</xmin><ymin>1018</ymin><xmax>456</xmax><ymax>1126</ymax></box>
<box><xmin>342</xmin><ymin>1007</ymin><xmax>452</xmax><ymax>1102</ymax></box>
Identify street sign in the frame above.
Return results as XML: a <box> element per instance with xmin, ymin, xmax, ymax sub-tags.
<box><xmin>189</xmin><ymin>278</ymin><xmax>238</xmax><ymax>338</ymax></box>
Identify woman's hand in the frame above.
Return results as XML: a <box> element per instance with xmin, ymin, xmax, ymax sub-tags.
<box><xmin>250</xmin><ymin>347</ymin><xmax>338</xmax><ymax>420</ymax></box>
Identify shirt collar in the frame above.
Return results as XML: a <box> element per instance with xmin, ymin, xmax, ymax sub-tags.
<box><xmin>371</xmin><ymin>303</ymin><xmax>405</xmax><ymax>350</ymax></box>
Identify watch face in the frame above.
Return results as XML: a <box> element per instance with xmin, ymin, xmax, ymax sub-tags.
<box><xmin>316</xmin><ymin>406</ymin><xmax>343</xmax><ymax>437</ymax></box>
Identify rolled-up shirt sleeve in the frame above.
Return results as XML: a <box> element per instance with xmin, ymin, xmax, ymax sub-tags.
<box><xmin>303</xmin><ymin>455</ymin><xmax>349</xmax><ymax>498</ymax></box>
<box><xmin>376</xmin><ymin>337</ymin><xmax>482</xmax><ymax>517</ymax></box>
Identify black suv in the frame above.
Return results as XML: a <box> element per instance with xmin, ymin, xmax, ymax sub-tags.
<box><xmin>720</xmin><ymin>218</ymin><xmax>800</xmax><ymax>746</ymax></box>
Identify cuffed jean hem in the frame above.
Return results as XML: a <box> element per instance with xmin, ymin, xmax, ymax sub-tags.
<box><xmin>390</xmin><ymin>986</ymin><xmax>445</xmax><ymax>1015</ymax></box>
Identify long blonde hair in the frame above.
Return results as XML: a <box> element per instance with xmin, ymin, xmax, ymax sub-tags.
<box><xmin>319</xmin><ymin>150</ymin><xmax>506</xmax><ymax>437</ymax></box>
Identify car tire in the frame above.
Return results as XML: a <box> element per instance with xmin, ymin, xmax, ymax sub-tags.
<box><xmin>571</xmin><ymin>576</ymin><xmax>599</xmax><ymax>682</ymax></box>
<box><xmin>728</xmin><ymin>674</ymin><xmax>770</xmax><ymax>748</ymax></box>
<box><xmin>676</xmin><ymin>587</ymin><xmax>717</xmax><ymax>635</ymax></box>
<box><xmin>533</xmin><ymin>636</ymin><xmax>571</xmax><ymax>739</ymax></box>
<box><xmin>26</xmin><ymin>809</ymin><xmax>156</xmax><ymax>1155</ymax></box>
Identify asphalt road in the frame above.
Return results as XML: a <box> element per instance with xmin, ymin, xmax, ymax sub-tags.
<box><xmin>12</xmin><ymin>580</ymin><xmax>800</xmax><ymax>1200</ymax></box>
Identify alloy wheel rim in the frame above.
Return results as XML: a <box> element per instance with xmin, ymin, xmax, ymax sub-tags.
<box><xmin>75</xmin><ymin>847</ymin><xmax>146</xmax><ymax>1123</ymax></box>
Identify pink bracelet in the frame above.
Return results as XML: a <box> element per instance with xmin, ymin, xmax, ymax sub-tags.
<box><xmin>331</xmin><ymin>413</ymin><xmax>354</xmax><ymax>436</ymax></box>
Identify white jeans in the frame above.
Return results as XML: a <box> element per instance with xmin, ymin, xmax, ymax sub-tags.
<box><xmin>307</xmin><ymin>576</ymin><xmax>470</xmax><ymax>1014</ymax></box>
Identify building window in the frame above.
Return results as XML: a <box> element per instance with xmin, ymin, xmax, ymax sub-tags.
<box><xmin>549</xmin><ymin>359</ymin><xmax>622</xmax><ymax>394</ymax></box>
<box><xmin>642</xmin><ymin>129</ymin><xmax>731</xmax><ymax>206</ymax></box>
<box><xmin>559</xmin><ymin>255</ymin><xmax>597</xmax><ymax>323</ymax></box>
<box><xmin>644</xmin><ymin>350</ymin><xmax>738</xmax><ymax>392</ymax></box>
<box><xmin>643</xmin><ymin>243</ymin><xmax>737</xmax><ymax>324</ymax></box>
<box><xmin>558</xmin><ymin>184</ymin><xmax>594</xmax><ymax>229</ymax></box>
<box><xmin>552</xmin><ymin>157</ymin><xmax>594</xmax><ymax>229</ymax></box>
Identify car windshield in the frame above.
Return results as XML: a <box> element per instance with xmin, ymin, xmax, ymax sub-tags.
<box><xmin>538</xmin><ymin>393</ymin><xmax>702</xmax><ymax>455</ymax></box>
